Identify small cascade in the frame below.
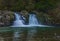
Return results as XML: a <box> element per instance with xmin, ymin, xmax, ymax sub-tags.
<box><xmin>12</xmin><ymin>13</ymin><xmax>25</xmax><ymax>27</ymax></box>
<box><xmin>11</xmin><ymin>13</ymin><xmax>52</xmax><ymax>27</ymax></box>
<box><xmin>29</xmin><ymin>14</ymin><xmax>39</xmax><ymax>25</ymax></box>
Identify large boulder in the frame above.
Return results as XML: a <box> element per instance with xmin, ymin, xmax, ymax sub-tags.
<box><xmin>20</xmin><ymin>10</ymin><xmax>29</xmax><ymax>24</ymax></box>
<box><xmin>0</xmin><ymin>10</ymin><xmax>14</xmax><ymax>26</ymax></box>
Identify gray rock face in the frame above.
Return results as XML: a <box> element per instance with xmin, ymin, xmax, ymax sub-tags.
<box><xmin>0</xmin><ymin>10</ymin><xmax>14</xmax><ymax>26</ymax></box>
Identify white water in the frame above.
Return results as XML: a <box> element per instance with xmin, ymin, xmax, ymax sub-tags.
<box><xmin>12</xmin><ymin>13</ymin><xmax>24</xmax><ymax>27</ymax></box>
<box><xmin>11</xmin><ymin>13</ymin><xmax>52</xmax><ymax>27</ymax></box>
<box><xmin>11</xmin><ymin>13</ymin><xmax>52</xmax><ymax>41</ymax></box>
<box><xmin>29</xmin><ymin>14</ymin><xmax>39</xmax><ymax>25</ymax></box>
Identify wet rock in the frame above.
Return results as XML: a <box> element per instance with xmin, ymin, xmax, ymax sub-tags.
<box><xmin>20</xmin><ymin>10</ymin><xmax>29</xmax><ymax>24</ymax></box>
<box><xmin>20</xmin><ymin>10</ymin><xmax>29</xmax><ymax>17</ymax></box>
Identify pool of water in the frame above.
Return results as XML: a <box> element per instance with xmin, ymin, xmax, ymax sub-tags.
<box><xmin>0</xmin><ymin>27</ymin><xmax>60</xmax><ymax>41</ymax></box>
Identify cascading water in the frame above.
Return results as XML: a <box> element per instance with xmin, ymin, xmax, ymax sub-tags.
<box><xmin>28</xmin><ymin>13</ymin><xmax>51</xmax><ymax>27</ymax></box>
<box><xmin>11</xmin><ymin>12</ymin><xmax>52</xmax><ymax>41</ymax></box>
<box><xmin>29</xmin><ymin>14</ymin><xmax>39</xmax><ymax>25</ymax></box>
<box><xmin>12</xmin><ymin>13</ymin><xmax>25</xmax><ymax>27</ymax></box>
<box><xmin>11</xmin><ymin>13</ymin><xmax>51</xmax><ymax>27</ymax></box>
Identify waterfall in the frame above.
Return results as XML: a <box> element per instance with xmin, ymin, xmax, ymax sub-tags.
<box><xmin>12</xmin><ymin>13</ymin><xmax>25</xmax><ymax>27</ymax></box>
<box><xmin>11</xmin><ymin>13</ymin><xmax>52</xmax><ymax>27</ymax></box>
<box><xmin>29</xmin><ymin>14</ymin><xmax>39</xmax><ymax>25</ymax></box>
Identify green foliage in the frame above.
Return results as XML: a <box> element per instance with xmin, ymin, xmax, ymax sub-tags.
<box><xmin>0</xmin><ymin>0</ymin><xmax>59</xmax><ymax>11</ymax></box>
<box><xmin>35</xmin><ymin>0</ymin><xmax>58</xmax><ymax>10</ymax></box>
